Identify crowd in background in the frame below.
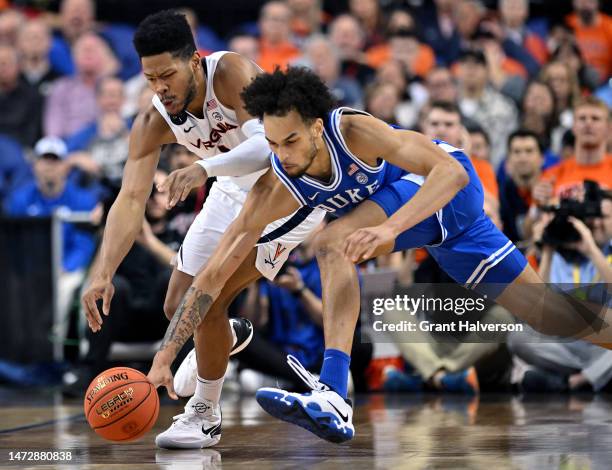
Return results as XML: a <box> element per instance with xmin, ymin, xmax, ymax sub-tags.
<box><xmin>0</xmin><ymin>0</ymin><xmax>611</xmax><ymax>397</ymax></box>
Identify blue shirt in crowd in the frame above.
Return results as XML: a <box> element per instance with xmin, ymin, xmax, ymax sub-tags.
<box><xmin>5</xmin><ymin>181</ymin><xmax>98</xmax><ymax>272</ymax></box>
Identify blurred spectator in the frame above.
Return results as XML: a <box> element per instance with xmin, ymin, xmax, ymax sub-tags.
<box><xmin>519</xmin><ymin>79</ymin><xmax>558</xmax><ymax>153</ymax></box>
<box><xmin>328</xmin><ymin>14</ymin><xmax>376</xmax><ymax>87</ymax></box>
<box><xmin>0</xmin><ymin>8</ymin><xmax>25</xmax><ymax>45</ymax></box>
<box><xmin>44</xmin><ymin>32</ymin><xmax>119</xmax><ymax>138</ymax></box>
<box><xmin>228</xmin><ymin>32</ymin><xmax>260</xmax><ymax>64</ymax></box>
<box><xmin>472</xmin><ymin>28</ymin><xmax>527</xmax><ymax>103</ymax></box>
<box><xmin>65</xmin><ymin>76</ymin><xmax>130</xmax><ymax>192</ymax></box>
<box><xmin>453</xmin><ymin>0</ymin><xmax>486</xmax><ymax>50</ymax></box>
<box><xmin>287</xmin><ymin>0</ymin><xmax>328</xmax><ymax>43</ymax></box>
<box><xmin>550</xmin><ymin>39</ymin><xmax>601</xmax><ymax>92</ymax></box>
<box><xmin>456</xmin><ymin>49</ymin><xmax>519</xmax><ymax>168</ymax></box>
<box><xmin>297</xmin><ymin>35</ymin><xmax>363</xmax><ymax>108</ymax></box>
<box><xmin>235</xmin><ymin>229</ymin><xmax>372</xmax><ymax>393</ymax></box>
<box><xmin>418</xmin><ymin>0</ymin><xmax>461</xmax><ymax>66</ymax></box>
<box><xmin>499</xmin><ymin>129</ymin><xmax>544</xmax><ymax>242</ymax></box>
<box><xmin>366</xmin><ymin>28</ymin><xmax>436</xmax><ymax>80</ymax></box>
<box><xmin>375</xmin><ymin>60</ymin><xmax>426</xmax><ymax>129</ymax></box>
<box><xmin>498</xmin><ymin>0</ymin><xmax>548</xmax><ymax>65</ymax></box>
<box><xmin>508</xmin><ymin>196</ymin><xmax>612</xmax><ymax>393</ymax></box>
<box><xmin>594</xmin><ymin>77</ymin><xmax>612</xmax><ymax>109</ymax></box>
<box><xmin>0</xmin><ymin>44</ymin><xmax>43</xmax><ymax>147</ymax></box>
<box><xmin>421</xmin><ymin>101</ymin><xmax>499</xmax><ymax>203</ymax></box>
<box><xmin>178</xmin><ymin>7</ymin><xmax>225</xmax><ymax>55</ymax></box>
<box><xmin>257</xmin><ymin>1</ymin><xmax>300</xmax><ymax>72</ymax></box>
<box><xmin>0</xmin><ymin>135</ymin><xmax>31</xmax><ymax>209</ymax></box>
<box><xmin>349</xmin><ymin>0</ymin><xmax>384</xmax><ymax>48</ymax></box>
<box><xmin>16</xmin><ymin>19</ymin><xmax>61</xmax><ymax>96</ymax></box>
<box><xmin>536</xmin><ymin>96</ymin><xmax>611</xmax><ymax>204</ymax></box>
<box><xmin>425</xmin><ymin>66</ymin><xmax>458</xmax><ymax>104</ymax></box>
<box><xmin>540</xmin><ymin>61</ymin><xmax>581</xmax><ymax>154</ymax></box>
<box><xmin>566</xmin><ymin>0</ymin><xmax>612</xmax><ymax>85</ymax></box>
<box><xmin>467</xmin><ymin>124</ymin><xmax>491</xmax><ymax>162</ymax></box>
<box><xmin>49</xmin><ymin>0</ymin><xmax>97</xmax><ymax>76</ymax></box>
<box><xmin>67</xmin><ymin>169</ymin><xmax>181</xmax><ymax>393</ymax></box>
<box><xmin>5</xmin><ymin>137</ymin><xmax>98</xmax><ymax>329</ymax></box>
<box><xmin>164</xmin><ymin>144</ymin><xmax>204</xmax><ymax>238</ymax></box>
<box><xmin>364</xmin><ymin>81</ymin><xmax>401</xmax><ymax>126</ymax></box>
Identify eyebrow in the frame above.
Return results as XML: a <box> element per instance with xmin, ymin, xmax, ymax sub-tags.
<box><xmin>266</xmin><ymin>132</ymin><xmax>298</xmax><ymax>145</ymax></box>
<box><xmin>143</xmin><ymin>68</ymin><xmax>174</xmax><ymax>78</ymax></box>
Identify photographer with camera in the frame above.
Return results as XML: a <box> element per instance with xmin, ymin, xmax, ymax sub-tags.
<box><xmin>507</xmin><ymin>190</ymin><xmax>612</xmax><ymax>393</ymax></box>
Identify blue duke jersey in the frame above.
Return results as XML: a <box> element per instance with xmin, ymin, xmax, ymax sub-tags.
<box><xmin>271</xmin><ymin>108</ymin><xmax>406</xmax><ymax>217</ymax></box>
<box><xmin>271</xmin><ymin>107</ymin><xmax>528</xmax><ymax>297</ymax></box>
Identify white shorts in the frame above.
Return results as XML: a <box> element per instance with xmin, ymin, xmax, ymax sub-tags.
<box><xmin>175</xmin><ymin>183</ymin><xmax>325</xmax><ymax>280</ymax></box>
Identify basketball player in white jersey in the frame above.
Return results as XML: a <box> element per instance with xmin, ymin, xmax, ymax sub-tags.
<box><xmin>81</xmin><ymin>11</ymin><xmax>324</xmax><ymax>449</ymax></box>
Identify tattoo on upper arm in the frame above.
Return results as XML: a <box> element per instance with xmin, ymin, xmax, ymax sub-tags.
<box><xmin>160</xmin><ymin>286</ymin><xmax>213</xmax><ymax>356</ymax></box>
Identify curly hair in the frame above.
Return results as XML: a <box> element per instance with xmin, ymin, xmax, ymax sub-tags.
<box><xmin>240</xmin><ymin>67</ymin><xmax>336</xmax><ymax>122</ymax></box>
<box><xmin>133</xmin><ymin>10</ymin><xmax>196</xmax><ymax>60</ymax></box>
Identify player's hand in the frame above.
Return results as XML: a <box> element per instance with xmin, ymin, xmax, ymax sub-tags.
<box><xmin>81</xmin><ymin>276</ymin><xmax>115</xmax><ymax>333</ymax></box>
<box><xmin>147</xmin><ymin>351</ymin><xmax>178</xmax><ymax>400</ymax></box>
<box><xmin>157</xmin><ymin>164</ymin><xmax>207</xmax><ymax>209</ymax></box>
<box><xmin>343</xmin><ymin>224</ymin><xmax>397</xmax><ymax>263</ymax></box>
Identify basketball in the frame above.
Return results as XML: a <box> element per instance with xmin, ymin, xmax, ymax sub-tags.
<box><xmin>84</xmin><ymin>367</ymin><xmax>159</xmax><ymax>442</ymax></box>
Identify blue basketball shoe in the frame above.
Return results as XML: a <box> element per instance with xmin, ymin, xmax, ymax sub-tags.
<box><xmin>255</xmin><ymin>355</ymin><xmax>354</xmax><ymax>443</ymax></box>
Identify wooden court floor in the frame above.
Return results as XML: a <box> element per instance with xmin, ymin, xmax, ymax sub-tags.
<box><xmin>1</xmin><ymin>388</ymin><xmax>612</xmax><ymax>469</ymax></box>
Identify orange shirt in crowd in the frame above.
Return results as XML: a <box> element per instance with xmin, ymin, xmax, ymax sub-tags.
<box><xmin>365</xmin><ymin>43</ymin><xmax>435</xmax><ymax>78</ymax></box>
<box><xmin>257</xmin><ymin>39</ymin><xmax>300</xmax><ymax>73</ymax></box>
<box><xmin>524</xmin><ymin>32</ymin><xmax>549</xmax><ymax>65</ymax></box>
<box><xmin>540</xmin><ymin>154</ymin><xmax>612</xmax><ymax>199</ymax></box>
<box><xmin>470</xmin><ymin>157</ymin><xmax>500</xmax><ymax>200</ymax></box>
<box><xmin>566</xmin><ymin>12</ymin><xmax>612</xmax><ymax>81</ymax></box>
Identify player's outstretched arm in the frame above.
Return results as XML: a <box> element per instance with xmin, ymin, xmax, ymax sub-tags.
<box><xmin>82</xmin><ymin>107</ymin><xmax>173</xmax><ymax>332</ymax></box>
<box><xmin>342</xmin><ymin>114</ymin><xmax>469</xmax><ymax>261</ymax></box>
<box><xmin>147</xmin><ymin>169</ymin><xmax>299</xmax><ymax>396</ymax></box>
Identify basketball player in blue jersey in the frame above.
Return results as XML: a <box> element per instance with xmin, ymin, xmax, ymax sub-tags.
<box><xmin>81</xmin><ymin>12</ymin><xmax>324</xmax><ymax>449</ymax></box>
<box><xmin>147</xmin><ymin>67</ymin><xmax>612</xmax><ymax>443</ymax></box>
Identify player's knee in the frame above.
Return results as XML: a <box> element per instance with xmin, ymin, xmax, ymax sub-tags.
<box><xmin>312</xmin><ymin>227</ymin><xmax>342</xmax><ymax>260</ymax></box>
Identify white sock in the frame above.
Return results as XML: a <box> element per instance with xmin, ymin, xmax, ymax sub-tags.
<box><xmin>195</xmin><ymin>374</ymin><xmax>225</xmax><ymax>406</ymax></box>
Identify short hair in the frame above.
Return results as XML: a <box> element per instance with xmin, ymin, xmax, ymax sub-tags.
<box><xmin>133</xmin><ymin>10</ymin><xmax>196</xmax><ymax>60</ymax></box>
<box><xmin>573</xmin><ymin>95</ymin><xmax>610</xmax><ymax>118</ymax></box>
<box><xmin>428</xmin><ymin>100</ymin><xmax>461</xmax><ymax>117</ymax></box>
<box><xmin>241</xmin><ymin>67</ymin><xmax>336</xmax><ymax>122</ymax></box>
<box><xmin>507</xmin><ymin>129</ymin><xmax>544</xmax><ymax>154</ymax></box>
<box><xmin>466</xmin><ymin>123</ymin><xmax>490</xmax><ymax>146</ymax></box>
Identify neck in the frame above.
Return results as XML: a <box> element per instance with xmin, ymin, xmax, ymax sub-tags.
<box><xmin>576</xmin><ymin>143</ymin><xmax>605</xmax><ymax>164</ymax></box>
<box><xmin>186</xmin><ymin>66</ymin><xmax>207</xmax><ymax>117</ymax></box>
<box><xmin>305</xmin><ymin>135</ymin><xmax>332</xmax><ymax>181</ymax></box>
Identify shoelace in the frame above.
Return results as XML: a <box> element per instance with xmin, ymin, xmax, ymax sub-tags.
<box><xmin>171</xmin><ymin>402</ymin><xmax>216</xmax><ymax>429</ymax></box>
<box><xmin>287</xmin><ymin>354</ymin><xmax>329</xmax><ymax>392</ymax></box>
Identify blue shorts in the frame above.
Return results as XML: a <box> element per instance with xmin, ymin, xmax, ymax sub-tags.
<box><xmin>368</xmin><ymin>151</ymin><xmax>527</xmax><ymax>299</ymax></box>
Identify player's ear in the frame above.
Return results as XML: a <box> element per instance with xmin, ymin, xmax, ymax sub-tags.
<box><xmin>312</xmin><ymin>118</ymin><xmax>324</xmax><ymax>139</ymax></box>
<box><xmin>191</xmin><ymin>51</ymin><xmax>201</xmax><ymax>71</ymax></box>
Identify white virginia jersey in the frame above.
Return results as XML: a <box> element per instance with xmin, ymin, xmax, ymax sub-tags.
<box><xmin>152</xmin><ymin>51</ymin><xmax>266</xmax><ymax>193</ymax></box>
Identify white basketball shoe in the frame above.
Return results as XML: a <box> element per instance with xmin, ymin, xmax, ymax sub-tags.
<box><xmin>155</xmin><ymin>396</ymin><xmax>222</xmax><ymax>449</ymax></box>
<box><xmin>174</xmin><ymin>318</ymin><xmax>253</xmax><ymax>397</ymax></box>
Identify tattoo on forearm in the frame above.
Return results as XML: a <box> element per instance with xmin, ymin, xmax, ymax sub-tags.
<box><xmin>160</xmin><ymin>286</ymin><xmax>213</xmax><ymax>356</ymax></box>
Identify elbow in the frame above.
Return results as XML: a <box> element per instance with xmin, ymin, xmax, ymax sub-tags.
<box><xmin>448</xmin><ymin>160</ymin><xmax>469</xmax><ymax>191</ymax></box>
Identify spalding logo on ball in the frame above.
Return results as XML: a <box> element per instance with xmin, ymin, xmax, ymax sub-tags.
<box><xmin>84</xmin><ymin>367</ymin><xmax>159</xmax><ymax>442</ymax></box>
